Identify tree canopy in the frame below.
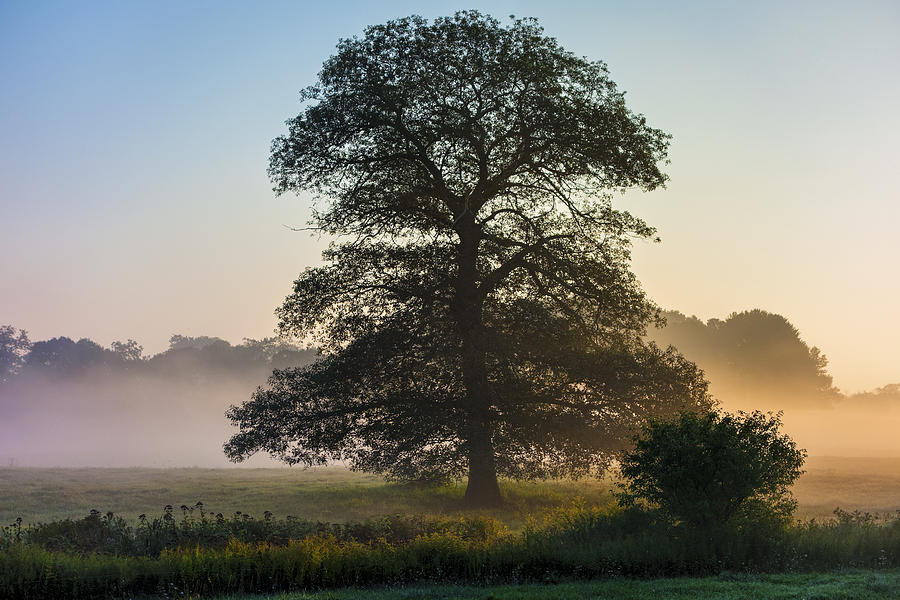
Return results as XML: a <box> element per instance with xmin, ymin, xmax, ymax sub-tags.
<box><xmin>647</xmin><ymin>309</ymin><xmax>840</xmax><ymax>408</ymax></box>
<box><xmin>225</xmin><ymin>11</ymin><xmax>712</xmax><ymax>505</ymax></box>
<box><xmin>0</xmin><ymin>328</ymin><xmax>312</xmax><ymax>383</ymax></box>
<box><xmin>0</xmin><ymin>325</ymin><xmax>30</xmax><ymax>384</ymax></box>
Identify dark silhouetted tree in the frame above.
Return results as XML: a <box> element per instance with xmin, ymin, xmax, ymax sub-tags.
<box><xmin>0</xmin><ymin>325</ymin><xmax>31</xmax><ymax>384</ymax></box>
<box><xmin>225</xmin><ymin>12</ymin><xmax>711</xmax><ymax>505</ymax></box>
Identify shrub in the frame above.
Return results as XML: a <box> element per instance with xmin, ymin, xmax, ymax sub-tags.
<box><xmin>4</xmin><ymin>506</ymin><xmax>509</xmax><ymax>559</ymax></box>
<box><xmin>617</xmin><ymin>410</ymin><xmax>806</xmax><ymax>528</ymax></box>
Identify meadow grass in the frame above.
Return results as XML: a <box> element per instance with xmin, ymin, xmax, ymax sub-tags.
<box><xmin>212</xmin><ymin>570</ymin><xmax>900</xmax><ymax>600</ymax></box>
<box><xmin>3</xmin><ymin>457</ymin><xmax>900</xmax><ymax>527</ymax></box>
<box><xmin>3</xmin><ymin>457</ymin><xmax>900</xmax><ymax>599</ymax></box>
<box><xmin>0</xmin><ymin>466</ymin><xmax>618</xmax><ymax>527</ymax></box>
<box><xmin>3</xmin><ymin>499</ymin><xmax>899</xmax><ymax>599</ymax></box>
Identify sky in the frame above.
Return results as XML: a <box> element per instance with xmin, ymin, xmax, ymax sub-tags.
<box><xmin>1</xmin><ymin>0</ymin><xmax>898</xmax><ymax>394</ymax></box>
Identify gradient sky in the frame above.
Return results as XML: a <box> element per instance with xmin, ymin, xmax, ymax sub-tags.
<box><xmin>1</xmin><ymin>1</ymin><xmax>898</xmax><ymax>393</ymax></box>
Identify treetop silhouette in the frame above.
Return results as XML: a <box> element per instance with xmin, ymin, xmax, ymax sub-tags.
<box><xmin>225</xmin><ymin>11</ymin><xmax>711</xmax><ymax>505</ymax></box>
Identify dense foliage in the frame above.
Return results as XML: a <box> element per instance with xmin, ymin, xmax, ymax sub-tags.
<box><xmin>2</xmin><ymin>505</ymin><xmax>504</xmax><ymax>558</ymax></box>
<box><xmin>618</xmin><ymin>410</ymin><xmax>807</xmax><ymax>527</ymax></box>
<box><xmin>0</xmin><ymin>325</ymin><xmax>30</xmax><ymax>384</ymax></box>
<box><xmin>2</xmin><ymin>504</ymin><xmax>899</xmax><ymax>599</ymax></box>
<box><xmin>226</xmin><ymin>11</ymin><xmax>711</xmax><ymax>505</ymax></box>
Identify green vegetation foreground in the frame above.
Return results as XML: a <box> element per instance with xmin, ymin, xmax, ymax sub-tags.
<box><xmin>4</xmin><ymin>501</ymin><xmax>900</xmax><ymax>599</ymax></box>
<box><xmin>3</xmin><ymin>419</ymin><xmax>897</xmax><ymax>599</ymax></box>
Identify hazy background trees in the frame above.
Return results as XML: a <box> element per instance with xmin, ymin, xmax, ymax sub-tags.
<box><xmin>0</xmin><ymin>331</ymin><xmax>316</xmax><ymax>467</ymax></box>
<box><xmin>0</xmin><ymin>325</ymin><xmax>30</xmax><ymax>384</ymax></box>
<box><xmin>1</xmin><ymin>308</ymin><xmax>897</xmax><ymax>467</ymax></box>
<box><xmin>647</xmin><ymin>309</ymin><xmax>840</xmax><ymax>410</ymax></box>
<box><xmin>646</xmin><ymin>309</ymin><xmax>900</xmax><ymax>457</ymax></box>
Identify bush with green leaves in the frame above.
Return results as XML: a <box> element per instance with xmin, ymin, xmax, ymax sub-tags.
<box><xmin>617</xmin><ymin>410</ymin><xmax>806</xmax><ymax>527</ymax></box>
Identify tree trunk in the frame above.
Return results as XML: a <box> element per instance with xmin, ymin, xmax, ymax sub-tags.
<box><xmin>464</xmin><ymin>426</ymin><xmax>502</xmax><ymax>506</ymax></box>
<box><xmin>453</xmin><ymin>211</ymin><xmax>503</xmax><ymax>507</ymax></box>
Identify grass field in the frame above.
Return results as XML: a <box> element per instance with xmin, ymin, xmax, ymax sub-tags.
<box><xmin>0</xmin><ymin>466</ymin><xmax>617</xmax><ymax>527</ymax></box>
<box><xmin>3</xmin><ymin>460</ymin><xmax>900</xmax><ymax>599</ymax></box>
<box><xmin>211</xmin><ymin>571</ymin><xmax>900</xmax><ymax>600</ymax></box>
<box><xmin>2</xmin><ymin>456</ymin><xmax>899</xmax><ymax>526</ymax></box>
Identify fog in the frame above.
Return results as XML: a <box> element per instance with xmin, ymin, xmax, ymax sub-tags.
<box><xmin>0</xmin><ymin>371</ymin><xmax>282</xmax><ymax>467</ymax></box>
<box><xmin>0</xmin><ymin>334</ymin><xmax>316</xmax><ymax>467</ymax></box>
<box><xmin>1</xmin><ymin>311</ymin><xmax>898</xmax><ymax>468</ymax></box>
<box><xmin>719</xmin><ymin>391</ymin><xmax>900</xmax><ymax>458</ymax></box>
<box><xmin>648</xmin><ymin>310</ymin><xmax>900</xmax><ymax>458</ymax></box>
<box><xmin>4</xmin><ymin>376</ymin><xmax>897</xmax><ymax>469</ymax></box>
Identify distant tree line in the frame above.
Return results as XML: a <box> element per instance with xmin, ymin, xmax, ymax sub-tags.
<box><xmin>1</xmin><ymin>311</ymin><xmax>895</xmax><ymax>409</ymax></box>
<box><xmin>0</xmin><ymin>327</ymin><xmax>316</xmax><ymax>384</ymax></box>
<box><xmin>646</xmin><ymin>309</ymin><xmax>896</xmax><ymax>409</ymax></box>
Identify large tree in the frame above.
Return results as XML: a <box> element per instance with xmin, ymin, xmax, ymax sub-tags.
<box><xmin>225</xmin><ymin>12</ymin><xmax>711</xmax><ymax>505</ymax></box>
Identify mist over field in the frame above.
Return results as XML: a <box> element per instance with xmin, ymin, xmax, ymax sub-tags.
<box><xmin>1</xmin><ymin>373</ymin><xmax>271</xmax><ymax>467</ymax></box>
<box><xmin>0</xmin><ymin>335</ymin><xmax>316</xmax><ymax>467</ymax></box>
<box><xmin>647</xmin><ymin>310</ymin><xmax>900</xmax><ymax>458</ymax></box>
<box><xmin>2</xmin><ymin>309</ymin><xmax>898</xmax><ymax>468</ymax></box>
